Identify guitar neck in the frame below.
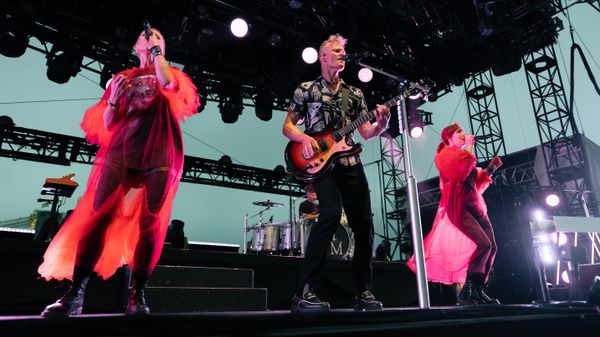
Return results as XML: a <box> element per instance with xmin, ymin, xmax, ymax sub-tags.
<box><xmin>333</xmin><ymin>95</ymin><xmax>401</xmax><ymax>139</ymax></box>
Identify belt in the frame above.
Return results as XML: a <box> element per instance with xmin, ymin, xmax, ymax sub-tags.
<box><xmin>338</xmin><ymin>155</ymin><xmax>361</xmax><ymax>167</ymax></box>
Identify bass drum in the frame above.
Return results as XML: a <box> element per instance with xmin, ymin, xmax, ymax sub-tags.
<box><xmin>327</xmin><ymin>224</ymin><xmax>354</xmax><ymax>259</ymax></box>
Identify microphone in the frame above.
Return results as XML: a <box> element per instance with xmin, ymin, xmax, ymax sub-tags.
<box><xmin>143</xmin><ymin>21</ymin><xmax>152</xmax><ymax>40</ymax></box>
<box><xmin>474</xmin><ymin>134</ymin><xmax>492</xmax><ymax>141</ymax></box>
<box><xmin>341</xmin><ymin>51</ymin><xmax>372</xmax><ymax>62</ymax></box>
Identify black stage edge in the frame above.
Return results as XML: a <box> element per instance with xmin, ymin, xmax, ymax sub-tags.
<box><xmin>1</xmin><ymin>305</ymin><xmax>599</xmax><ymax>337</ymax></box>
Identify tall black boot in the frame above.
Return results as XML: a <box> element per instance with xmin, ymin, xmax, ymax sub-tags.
<box><xmin>457</xmin><ymin>272</ymin><xmax>482</xmax><ymax>305</ymax></box>
<box><xmin>475</xmin><ymin>274</ymin><xmax>500</xmax><ymax>305</ymax></box>
<box><xmin>41</xmin><ymin>265</ymin><xmax>93</xmax><ymax>318</ymax></box>
<box><xmin>126</xmin><ymin>273</ymin><xmax>151</xmax><ymax>315</ymax></box>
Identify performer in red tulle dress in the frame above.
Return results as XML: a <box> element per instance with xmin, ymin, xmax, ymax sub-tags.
<box><xmin>38</xmin><ymin>27</ymin><xmax>199</xmax><ymax>317</ymax></box>
<box><xmin>408</xmin><ymin>123</ymin><xmax>502</xmax><ymax>305</ymax></box>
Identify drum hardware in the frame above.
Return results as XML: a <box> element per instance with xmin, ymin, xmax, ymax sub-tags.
<box><xmin>252</xmin><ymin>200</ymin><xmax>285</xmax><ymax>208</ymax></box>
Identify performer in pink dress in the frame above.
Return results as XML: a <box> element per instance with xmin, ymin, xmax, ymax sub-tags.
<box><xmin>408</xmin><ymin>123</ymin><xmax>502</xmax><ymax>304</ymax></box>
<box><xmin>38</xmin><ymin>27</ymin><xmax>199</xmax><ymax>317</ymax></box>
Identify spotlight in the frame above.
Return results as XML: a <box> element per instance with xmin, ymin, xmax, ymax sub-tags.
<box><xmin>545</xmin><ymin>193</ymin><xmax>560</xmax><ymax>207</ymax></box>
<box><xmin>407</xmin><ymin>108</ymin><xmax>424</xmax><ymax>138</ymax></box>
<box><xmin>0</xmin><ymin>30</ymin><xmax>29</xmax><ymax>58</ymax></box>
<box><xmin>219</xmin><ymin>92</ymin><xmax>243</xmax><ymax>123</ymax></box>
<box><xmin>302</xmin><ymin>47</ymin><xmax>318</xmax><ymax>64</ymax></box>
<box><xmin>230</xmin><ymin>18</ymin><xmax>249</xmax><ymax>38</ymax></box>
<box><xmin>255</xmin><ymin>92</ymin><xmax>273</xmax><ymax>121</ymax></box>
<box><xmin>358</xmin><ymin>68</ymin><xmax>373</xmax><ymax>83</ymax></box>
<box><xmin>46</xmin><ymin>48</ymin><xmax>83</xmax><ymax>84</ymax></box>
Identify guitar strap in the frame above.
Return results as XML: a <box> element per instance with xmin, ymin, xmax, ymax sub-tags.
<box><xmin>340</xmin><ymin>86</ymin><xmax>350</xmax><ymax>126</ymax></box>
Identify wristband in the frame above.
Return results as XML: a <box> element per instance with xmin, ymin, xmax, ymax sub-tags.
<box><xmin>150</xmin><ymin>45</ymin><xmax>163</xmax><ymax>58</ymax></box>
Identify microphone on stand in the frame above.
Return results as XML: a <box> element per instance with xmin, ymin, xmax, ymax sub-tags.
<box><xmin>143</xmin><ymin>21</ymin><xmax>152</xmax><ymax>40</ymax></box>
<box><xmin>341</xmin><ymin>51</ymin><xmax>372</xmax><ymax>62</ymax></box>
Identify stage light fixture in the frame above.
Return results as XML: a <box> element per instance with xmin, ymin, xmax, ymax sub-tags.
<box><xmin>0</xmin><ymin>30</ymin><xmax>29</xmax><ymax>58</ymax></box>
<box><xmin>100</xmin><ymin>58</ymin><xmax>127</xmax><ymax>89</ymax></box>
<box><xmin>255</xmin><ymin>92</ymin><xmax>273</xmax><ymax>121</ymax></box>
<box><xmin>358</xmin><ymin>68</ymin><xmax>373</xmax><ymax>83</ymax></box>
<box><xmin>269</xmin><ymin>33</ymin><xmax>282</xmax><ymax>47</ymax></box>
<box><xmin>289</xmin><ymin>0</ymin><xmax>303</xmax><ymax>9</ymax></box>
<box><xmin>545</xmin><ymin>193</ymin><xmax>560</xmax><ymax>207</ymax></box>
<box><xmin>0</xmin><ymin>115</ymin><xmax>15</xmax><ymax>127</ymax></box>
<box><xmin>230</xmin><ymin>18</ymin><xmax>249</xmax><ymax>38</ymax></box>
<box><xmin>46</xmin><ymin>48</ymin><xmax>83</xmax><ymax>84</ymax></box>
<box><xmin>219</xmin><ymin>92</ymin><xmax>243</xmax><ymax>123</ymax></box>
<box><xmin>407</xmin><ymin>108</ymin><xmax>424</xmax><ymax>139</ymax></box>
<box><xmin>302</xmin><ymin>47</ymin><xmax>318</xmax><ymax>64</ymax></box>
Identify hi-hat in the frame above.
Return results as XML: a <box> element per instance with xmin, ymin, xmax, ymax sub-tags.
<box><xmin>252</xmin><ymin>200</ymin><xmax>284</xmax><ymax>207</ymax></box>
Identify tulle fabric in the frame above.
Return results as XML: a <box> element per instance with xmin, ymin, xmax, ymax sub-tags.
<box><xmin>407</xmin><ymin>146</ymin><xmax>492</xmax><ymax>285</ymax></box>
<box><xmin>38</xmin><ymin>66</ymin><xmax>199</xmax><ymax>281</ymax></box>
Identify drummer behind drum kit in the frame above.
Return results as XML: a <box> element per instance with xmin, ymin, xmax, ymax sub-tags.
<box><xmin>243</xmin><ymin>200</ymin><xmax>354</xmax><ymax>259</ymax></box>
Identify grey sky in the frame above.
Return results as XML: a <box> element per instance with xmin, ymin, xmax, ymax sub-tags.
<box><xmin>1</xmin><ymin>5</ymin><xmax>598</xmax><ymax>250</ymax></box>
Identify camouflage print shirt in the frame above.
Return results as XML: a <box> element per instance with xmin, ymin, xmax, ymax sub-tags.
<box><xmin>288</xmin><ymin>76</ymin><xmax>368</xmax><ymax>146</ymax></box>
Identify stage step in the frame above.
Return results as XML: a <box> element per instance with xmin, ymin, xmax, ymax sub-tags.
<box><xmin>150</xmin><ymin>265</ymin><xmax>254</xmax><ymax>288</ymax></box>
<box><xmin>144</xmin><ymin>264</ymin><xmax>267</xmax><ymax>312</ymax></box>
<box><xmin>146</xmin><ymin>286</ymin><xmax>268</xmax><ymax>312</ymax></box>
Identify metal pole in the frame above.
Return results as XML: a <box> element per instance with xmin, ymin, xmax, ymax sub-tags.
<box><xmin>398</xmin><ymin>95</ymin><xmax>430</xmax><ymax>309</ymax></box>
<box><xmin>243</xmin><ymin>213</ymin><xmax>248</xmax><ymax>254</ymax></box>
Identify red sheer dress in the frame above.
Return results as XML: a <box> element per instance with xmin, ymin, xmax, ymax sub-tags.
<box><xmin>38</xmin><ymin>66</ymin><xmax>199</xmax><ymax>281</ymax></box>
<box><xmin>407</xmin><ymin>146</ymin><xmax>493</xmax><ymax>284</ymax></box>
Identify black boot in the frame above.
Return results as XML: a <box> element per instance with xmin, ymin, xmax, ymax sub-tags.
<box><xmin>457</xmin><ymin>272</ymin><xmax>482</xmax><ymax>305</ymax></box>
<box><xmin>476</xmin><ymin>283</ymin><xmax>500</xmax><ymax>304</ymax></box>
<box><xmin>126</xmin><ymin>273</ymin><xmax>151</xmax><ymax>315</ymax></box>
<box><xmin>470</xmin><ymin>272</ymin><xmax>500</xmax><ymax>304</ymax></box>
<box><xmin>41</xmin><ymin>266</ymin><xmax>92</xmax><ymax>318</ymax></box>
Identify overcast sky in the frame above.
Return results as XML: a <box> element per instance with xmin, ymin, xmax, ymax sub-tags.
<box><xmin>1</xmin><ymin>5</ymin><xmax>598</xmax><ymax>251</ymax></box>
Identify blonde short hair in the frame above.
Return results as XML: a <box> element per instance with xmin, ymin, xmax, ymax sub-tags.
<box><xmin>319</xmin><ymin>34</ymin><xmax>347</xmax><ymax>56</ymax></box>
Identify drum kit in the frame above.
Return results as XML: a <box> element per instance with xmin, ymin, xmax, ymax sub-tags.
<box><xmin>243</xmin><ymin>200</ymin><xmax>354</xmax><ymax>259</ymax></box>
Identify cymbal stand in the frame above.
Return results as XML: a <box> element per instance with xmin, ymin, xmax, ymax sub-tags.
<box><xmin>244</xmin><ymin>206</ymin><xmax>270</xmax><ymax>254</ymax></box>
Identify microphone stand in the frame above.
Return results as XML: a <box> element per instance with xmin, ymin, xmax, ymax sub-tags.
<box><xmin>353</xmin><ymin>59</ymin><xmax>431</xmax><ymax>309</ymax></box>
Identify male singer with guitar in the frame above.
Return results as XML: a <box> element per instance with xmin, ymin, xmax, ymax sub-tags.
<box><xmin>283</xmin><ymin>34</ymin><xmax>390</xmax><ymax>313</ymax></box>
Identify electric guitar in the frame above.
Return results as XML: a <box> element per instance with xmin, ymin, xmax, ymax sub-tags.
<box><xmin>285</xmin><ymin>94</ymin><xmax>402</xmax><ymax>183</ymax></box>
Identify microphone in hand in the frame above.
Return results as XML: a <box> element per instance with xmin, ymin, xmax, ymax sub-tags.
<box><xmin>143</xmin><ymin>21</ymin><xmax>152</xmax><ymax>40</ymax></box>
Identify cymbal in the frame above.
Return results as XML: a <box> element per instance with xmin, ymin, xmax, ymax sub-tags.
<box><xmin>252</xmin><ymin>200</ymin><xmax>284</xmax><ymax>207</ymax></box>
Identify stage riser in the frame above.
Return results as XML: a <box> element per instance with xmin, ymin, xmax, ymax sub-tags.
<box><xmin>146</xmin><ymin>287</ymin><xmax>267</xmax><ymax>312</ymax></box>
<box><xmin>150</xmin><ymin>265</ymin><xmax>254</xmax><ymax>288</ymax></box>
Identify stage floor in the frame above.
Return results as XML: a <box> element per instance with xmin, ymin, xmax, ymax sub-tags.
<box><xmin>1</xmin><ymin>303</ymin><xmax>599</xmax><ymax>337</ymax></box>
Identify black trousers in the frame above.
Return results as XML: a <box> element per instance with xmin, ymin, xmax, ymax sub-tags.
<box><xmin>298</xmin><ymin>162</ymin><xmax>374</xmax><ymax>295</ymax></box>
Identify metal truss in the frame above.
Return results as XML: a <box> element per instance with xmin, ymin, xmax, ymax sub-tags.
<box><xmin>522</xmin><ymin>45</ymin><xmax>592</xmax><ymax>216</ymax></box>
<box><xmin>464</xmin><ymin>70</ymin><xmax>507</xmax><ymax>162</ymax></box>
<box><xmin>379</xmin><ymin>135</ymin><xmax>412</xmax><ymax>261</ymax></box>
<box><xmin>0</xmin><ymin>126</ymin><xmax>303</xmax><ymax>196</ymax></box>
